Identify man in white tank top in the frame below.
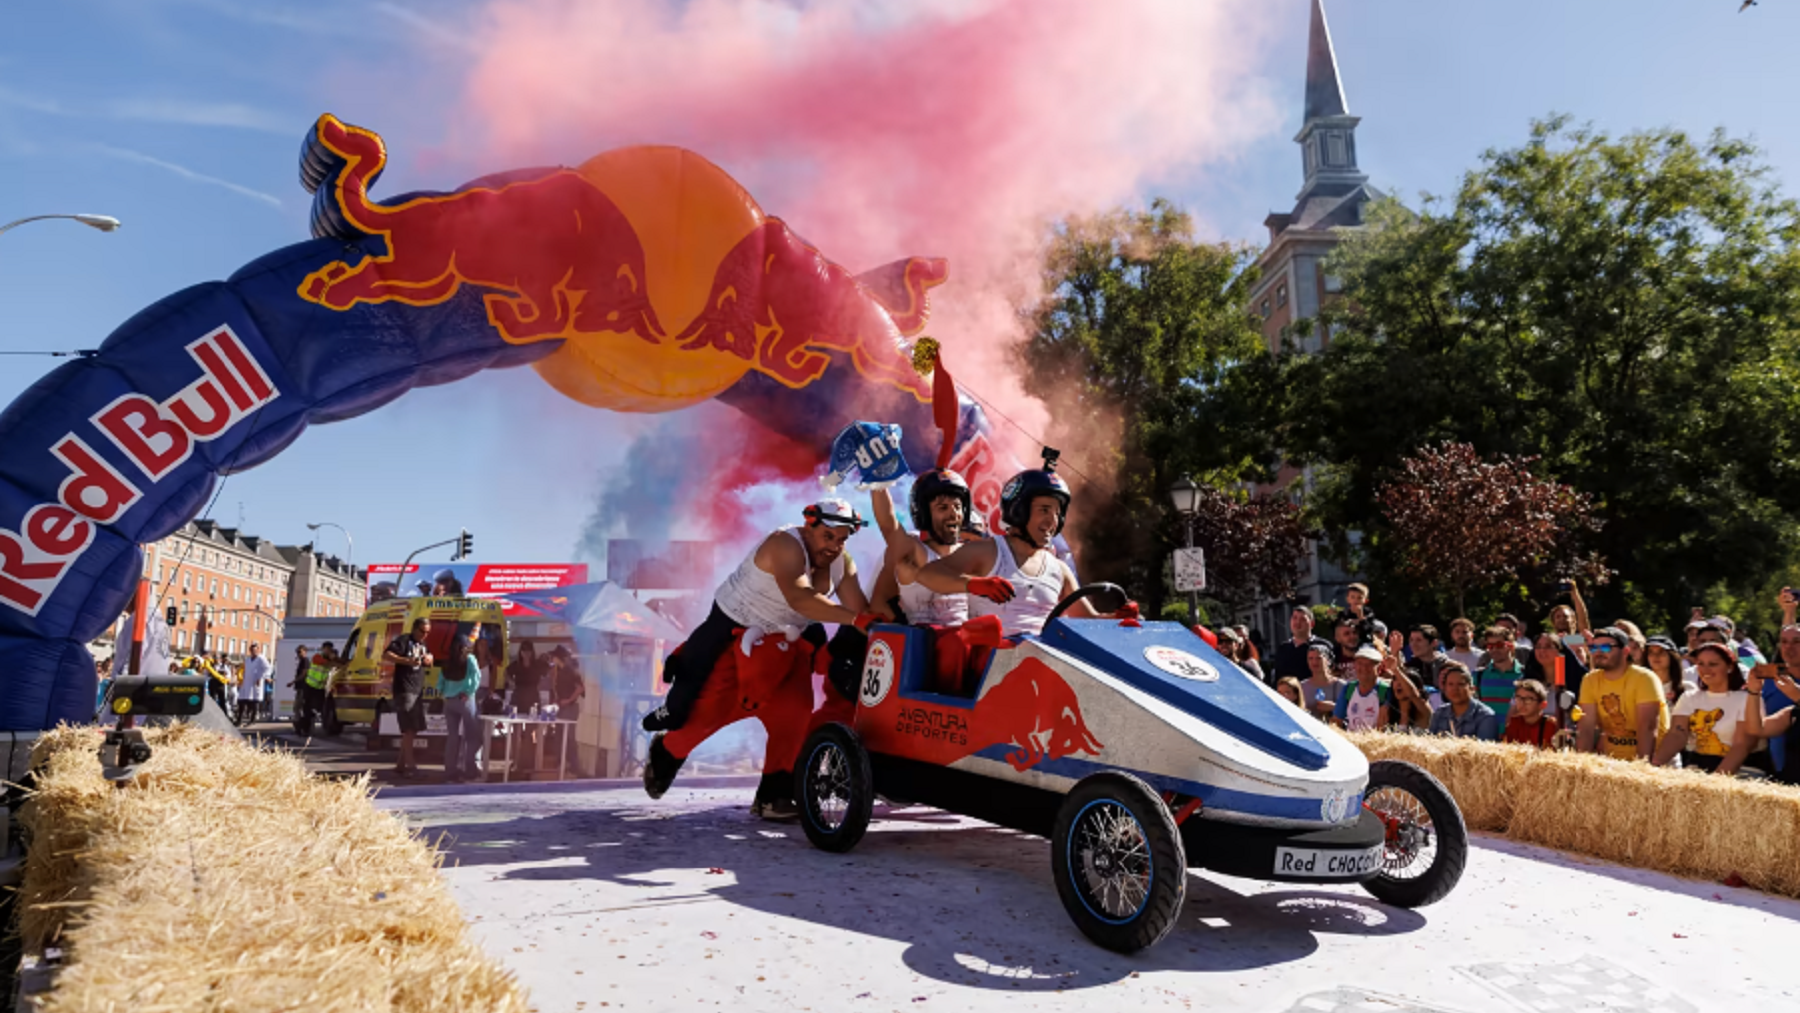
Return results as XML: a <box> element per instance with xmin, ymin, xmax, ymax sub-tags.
<box><xmin>917</xmin><ymin>456</ymin><xmax>1124</xmax><ymax>639</ymax></box>
<box><xmin>645</xmin><ymin>500</ymin><xmax>873</xmax><ymax>819</ymax></box>
<box><xmin>869</xmin><ymin>468</ymin><xmax>985</xmax><ymax>626</ymax></box>
<box><xmin>646</xmin><ymin>499</ymin><xmax>871</xmax><ymax>734</ymax></box>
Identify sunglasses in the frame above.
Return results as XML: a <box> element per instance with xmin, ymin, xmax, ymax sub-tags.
<box><xmin>1590</xmin><ymin>643</ymin><xmax>1619</xmax><ymax>654</ymax></box>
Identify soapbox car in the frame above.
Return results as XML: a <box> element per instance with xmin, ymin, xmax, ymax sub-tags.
<box><xmin>792</xmin><ymin>586</ymin><xmax>1467</xmax><ymax>954</ymax></box>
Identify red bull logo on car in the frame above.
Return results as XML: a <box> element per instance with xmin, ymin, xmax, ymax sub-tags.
<box><xmin>297</xmin><ymin>114</ymin><xmax>936</xmax><ymax>411</ymax></box>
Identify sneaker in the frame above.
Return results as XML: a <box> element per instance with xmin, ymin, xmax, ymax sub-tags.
<box><xmin>640</xmin><ymin>705</ymin><xmax>681</xmax><ymax>733</ymax></box>
<box><xmin>643</xmin><ymin>735</ymin><xmax>684</xmax><ymax>800</ymax></box>
<box><xmin>750</xmin><ymin>798</ymin><xmax>800</xmax><ymax>821</ymax></box>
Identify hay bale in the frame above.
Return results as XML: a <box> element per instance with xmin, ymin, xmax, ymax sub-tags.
<box><xmin>1507</xmin><ymin>750</ymin><xmax>1800</xmax><ymax>898</ymax></box>
<box><xmin>17</xmin><ymin>722</ymin><xmax>528</xmax><ymax>1012</ymax></box>
<box><xmin>1347</xmin><ymin>730</ymin><xmax>1800</xmax><ymax>898</ymax></box>
<box><xmin>1348</xmin><ymin>731</ymin><xmax>1533</xmax><ymax>832</ymax></box>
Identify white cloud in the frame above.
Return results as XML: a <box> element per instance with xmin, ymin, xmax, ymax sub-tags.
<box><xmin>0</xmin><ymin>86</ymin><xmax>292</xmax><ymax>135</ymax></box>
<box><xmin>92</xmin><ymin>143</ymin><xmax>282</xmax><ymax>208</ymax></box>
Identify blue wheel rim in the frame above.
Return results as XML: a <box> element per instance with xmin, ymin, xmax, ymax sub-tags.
<box><xmin>1066</xmin><ymin>798</ymin><xmax>1153</xmax><ymax>924</ymax></box>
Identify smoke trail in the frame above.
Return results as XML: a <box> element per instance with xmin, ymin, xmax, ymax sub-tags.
<box><xmin>460</xmin><ymin>0</ymin><xmax>1282</xmax><ymax>468</ymax></box>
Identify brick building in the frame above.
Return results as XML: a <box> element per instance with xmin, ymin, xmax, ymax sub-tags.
<box><xmin>140</xmin><ymin>521</ymin><xmax>296</xmax><ymax>659</ymax></box>
<box><xmin>278</xmin><ymin>543</ymin><xmax>366</xmax><ymax>620</ymax></box>
<box><xmin>1243</xmin><ymin>0</ymin><xmax>1385</xmax><ymax>640</ymax></box>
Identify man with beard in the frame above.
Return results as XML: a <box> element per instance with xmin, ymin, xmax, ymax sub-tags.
<box><xmin>917</xmin><ymin>455</ymin><xmax>1133</xmax><ymax>639</ymax></box>
<box><xmin>643</xmin><ymin>499</ymin><xmax>873</xmax><ymax>819</ymax></box>
<box><xmin>869</xmin><ymin>469</ymin><xmax>974</xmax><ymax>627</ymax></box>
<box><xmin>1576</xmin><ymin>626</ymin><xmax>1668</xmax><ymax>762</ymax></box>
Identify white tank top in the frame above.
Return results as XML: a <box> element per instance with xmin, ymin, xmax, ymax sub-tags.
<box><xmin>715</xmin><ymin>527</ymin><xmax>847</xmax><ymax>633</ymax></box>
<box><xmin>896</xmin><ymin>541</ymin><xmax>970</xmax><ymax>626</ymax></box>
<box><xmin>969</xmin><ymin>534</ymin><xmax>1068</xmax><ymax>638</ymax></box>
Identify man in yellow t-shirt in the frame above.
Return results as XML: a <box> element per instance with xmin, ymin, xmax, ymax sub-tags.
<box><xmin>1576</xmin><ymin>626</ymin><xmax>1669</xmax><ymax>761</ymax></box>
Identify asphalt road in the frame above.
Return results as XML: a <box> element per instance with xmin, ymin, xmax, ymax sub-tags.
<box><xmin>376</xmin><ymin>783</ymin><xmax>1800</xmax><ymax>1013</ymax></box>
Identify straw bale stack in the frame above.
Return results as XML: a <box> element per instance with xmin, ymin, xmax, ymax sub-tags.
<box><xmin>1349</xmin><ymin>731</ymin><xmax>1800</xmax><ymax>898</ymax></box>
<box><xmin>1347</xmin><ymin>732</ymin><xmax>1532</xmax><ymax>832</ymax></box>
<box><xmin>17</xmin><ymin>722</ymin><xmax>528</xmax><ymax>1012</ymax></box>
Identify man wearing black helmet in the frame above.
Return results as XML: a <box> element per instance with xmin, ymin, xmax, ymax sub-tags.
<box><xmin>869</xmin><ymin>469</ymin><xmax>974</xmax><ymax>627</ymax></box>
<box><xmin>917</xmin><ymin>452</ymin><xmax>1120</xmax><ymax>638</ymax></box>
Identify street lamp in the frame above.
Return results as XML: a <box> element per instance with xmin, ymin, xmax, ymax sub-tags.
<box><xmin>0</xmin><ymin>213</ymin><xmax>122</xmax><ymax>236</ymax></box>
<box><xmin>1168</xmin><ymin>475</ymin><xmax>1201</xmax><ymax>623</ymax></box>
<box><xmin>307</xmin><ymin>521</ymin><xmax>355</xmax><ymax>617</ymax></box>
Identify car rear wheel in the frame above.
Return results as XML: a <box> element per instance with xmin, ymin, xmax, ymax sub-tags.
<box><xmin>1358</xmin><ymin>759</ymin><xmax>1467</xmax><ymax>908</ymax></box>
<box><xmin>794</xmin><ymin>723</ymin><xmax>874</xmax><ymax>853</ymax></box>
<box><xmin>1051</xmin><ymin>771</ymin><xmax>1186</xmax><ymax>953</ymax></box>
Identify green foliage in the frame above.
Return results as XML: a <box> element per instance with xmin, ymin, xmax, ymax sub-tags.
<box><xmin>1019</xmin><ymin>199</ymin><xmax>1277</xmax><ymax>611</ymax></box>
<box><xmin>1294</xmin><ymin>117</ymin><xmax>1800</xmax><ymax>638</ymax></box>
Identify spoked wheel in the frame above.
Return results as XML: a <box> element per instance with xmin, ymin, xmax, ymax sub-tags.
<box><xmin>1051</xmin><ymin>772</ymin><xmax>1186</xmax><ymax>953</ymax></box>
<box><xmin>793</xmin><ymin>723</ymin><xmax>874</xmax><ymax>853</ymax></box>
<box><xmin>1359</xmin><ymin>759</ymin><xmax>1467</xmax><ymax>908</ymax></box>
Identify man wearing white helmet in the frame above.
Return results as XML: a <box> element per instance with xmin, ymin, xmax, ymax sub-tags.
<box><xmin>644</xmin><ymin>499</ymin><xmax>872</xmax><ymax>818</ymax></box>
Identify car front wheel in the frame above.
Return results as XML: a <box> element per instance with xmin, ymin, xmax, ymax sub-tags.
<box><xmin>794</xmin><ymin>723</ymin><xmax>874</xmax><ymax>853</ymax></box>
<box><xmin>1051</xmin><ymin>771</ymin><xmax>1187</xmax><ymax>953</ymax></box>
<box><xmin>1358</xmin><ymin>759</ymin><xmax>1468</xmax><ymax>908</ymax></box>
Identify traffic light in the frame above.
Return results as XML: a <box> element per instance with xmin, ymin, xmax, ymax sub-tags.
<box><xmin>456</xmin><ymin>528</ymin><xmax>473</xmax><ymax>560</ymax></box>
<box><xmin>165</xmin><ymin>605</ymin><xmax>178</xmax><ymax>627</ymax></box>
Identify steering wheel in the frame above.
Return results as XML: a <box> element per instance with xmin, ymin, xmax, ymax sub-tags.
<box><xmin>1044</xmin><ymin>582</ymin><xmax>1129</xmax><ymax>627</ymax></box>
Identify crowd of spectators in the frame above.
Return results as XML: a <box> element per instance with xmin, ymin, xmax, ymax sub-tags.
<box><xmin>1246</xmin><ymin>581</ymin><xmax>1800</xmax><ymax>783</ymax></box>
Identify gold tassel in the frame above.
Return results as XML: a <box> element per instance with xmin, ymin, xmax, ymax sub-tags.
<box><xmin>910</xmin><ymin>336</ymin><xmax>940</xmax><ymax>377</ymax></box>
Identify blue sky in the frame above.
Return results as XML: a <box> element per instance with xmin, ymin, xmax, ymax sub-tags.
<box><xmin>3</xmin><ymin>0</ymin><xmax>1797</xmax><ymax>572</ymax></box>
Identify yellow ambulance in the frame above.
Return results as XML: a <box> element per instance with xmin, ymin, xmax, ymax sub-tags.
<box><xmin>328</xmin><ymin>596</ymin><xmax>507</xmax><ymax>733</ymax></box>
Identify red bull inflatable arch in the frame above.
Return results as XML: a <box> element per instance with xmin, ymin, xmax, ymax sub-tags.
<box><xmin>0</xmin><ymin>115</ymin><xmax>1013</xmax><ymax>729</ymax></box>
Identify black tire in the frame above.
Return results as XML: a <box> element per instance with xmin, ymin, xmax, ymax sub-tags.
<box><xmin>794</xmin><ymin>723</ymin><xmax>874</xmax><ymax>853</ymax></box>
<box><xmin>1051</xmin><ymin>772</ymin><xmax>1187</xmax><ymax>953</ymax></box>
<box><xmin>1359</xmin><ymin>759</ymin><xmax>1468</xmax><ymax>908</ymax></box>
<box><xmin>322</xmin><ymin>696</ymin><xmax>344</xmax><ymax>737</ymax></box>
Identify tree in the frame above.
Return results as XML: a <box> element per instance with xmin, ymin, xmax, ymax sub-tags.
<box><xmin>1378</xmin><ymin>442</ymin><xmax>1606</xmax><ymax>615</ymax></box>
<box><xmin>1187</xmin><ymin>487</ymin><xmax>1310</xmax><ymax>614</ymax></box>
<box><xmin>1018</xmin><ymin>200</ymin><xmax>1277</xmax><ymax>613</ymax></box>
<box><xmin>1290</xmin><ymin>117</ymin><xmax>1800</xmax><ymax>634</ymax></box>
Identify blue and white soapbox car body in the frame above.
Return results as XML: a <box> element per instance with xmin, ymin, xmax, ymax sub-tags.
<box><xmin>793</xmin><ymin>586</ymin><xmax>1467</xmax><ymax>953</ymax></box>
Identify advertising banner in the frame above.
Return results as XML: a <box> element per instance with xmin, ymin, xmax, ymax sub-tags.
<box><xmin>365</xmin><ymin>563</ymin><xmax>587</xmax><ymax>614</ymax></box>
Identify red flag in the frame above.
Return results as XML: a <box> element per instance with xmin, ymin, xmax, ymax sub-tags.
<box><xmin>933</xmin><ymin>350</ymin><xmax>957</xmax><ymax>470</ymax></box>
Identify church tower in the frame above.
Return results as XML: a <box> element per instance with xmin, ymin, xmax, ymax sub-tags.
<box><xmin>1248</xmin><ymin>0</ymin><xmax>1381</xmax><ymax>354</ymax></box>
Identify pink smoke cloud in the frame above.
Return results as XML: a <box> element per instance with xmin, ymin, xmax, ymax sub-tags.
<box><xmin>458</xmin><ymin>0</ymin><xmax>1283</xmax><ymax>466</ymax></box>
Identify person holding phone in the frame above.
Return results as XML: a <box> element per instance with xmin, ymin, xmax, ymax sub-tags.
<box><xmin>1655</xmin><ymin>643</ymin><xmax>1762</xmax><ymax>774</ymax></box>
<box><xmin>1750</xmin><ymin>653</ymin><xmax>1800</xmax><ymax>784</ymax></box>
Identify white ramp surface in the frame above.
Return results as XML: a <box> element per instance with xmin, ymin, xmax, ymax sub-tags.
<box><xmin>381</xmin><ymin>785</ymin><xmax>1799</xmax><ymax>1013</ymax></box>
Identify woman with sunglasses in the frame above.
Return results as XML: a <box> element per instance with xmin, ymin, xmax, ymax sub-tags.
<box><xmin>1652</xmin><ymin>642</ymin><xmax>1762</xmax><ymax>774</ymax></box>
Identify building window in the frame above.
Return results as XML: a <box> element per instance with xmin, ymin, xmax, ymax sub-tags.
<box><xmin>182</xmin><ymin>572</ymin><xmax>191</xmax><ymax>592</ymax></box>
<box><xmin>1324</xmin><ymin>274</ymin><xmax>1344</xmax><ymax>294</ymax></box>
<box><xmin>210</xmin><ymin>579</ymin><xmax>219</xmax><ymax>596</ymax></box>
<box><xmin>1276</xmin><ymin>284</ymin><xmax>1288</xmax><ymax>308</ymax></box>
<box><xmin>1327</xmin><ymin>132</ymin><xmax>1345</xmax><ymax>166</ymax></box>
<box><xmin>1260</xmin><ymin>299</ymin><xmax>1271</xmax><ymax>318</ymax></box>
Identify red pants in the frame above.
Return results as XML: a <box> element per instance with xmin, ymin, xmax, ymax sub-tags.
<box><xmin>663</xmin><ymin>631</ymin><xmax>818</xmax><ymax>775</ymax></box>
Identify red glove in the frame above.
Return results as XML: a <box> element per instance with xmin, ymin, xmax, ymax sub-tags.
<box><xmin>853</xmin><ymin>612</ymin><xmax>879</xmax><ymax>631</ymax></box>
<box><xmin>967</xmin><ymin>576</ymin><xmax>1016</xmax><ymax>603</ymax></box>
<box><xmin>1115</xmin><ymin>601</ymin><xmax>1141</xmax><ymax>620</ymax></box>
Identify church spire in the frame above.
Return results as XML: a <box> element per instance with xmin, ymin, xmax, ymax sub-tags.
<box><xmin>1303</xmin><ymin>0</ymin><xmax>1348</xmax><ymax>121</ymax></box>
<box><xmin>1294</xmin><ymin>0</ymin><xmax>1365</xmax><ymax>204</ymax></box>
